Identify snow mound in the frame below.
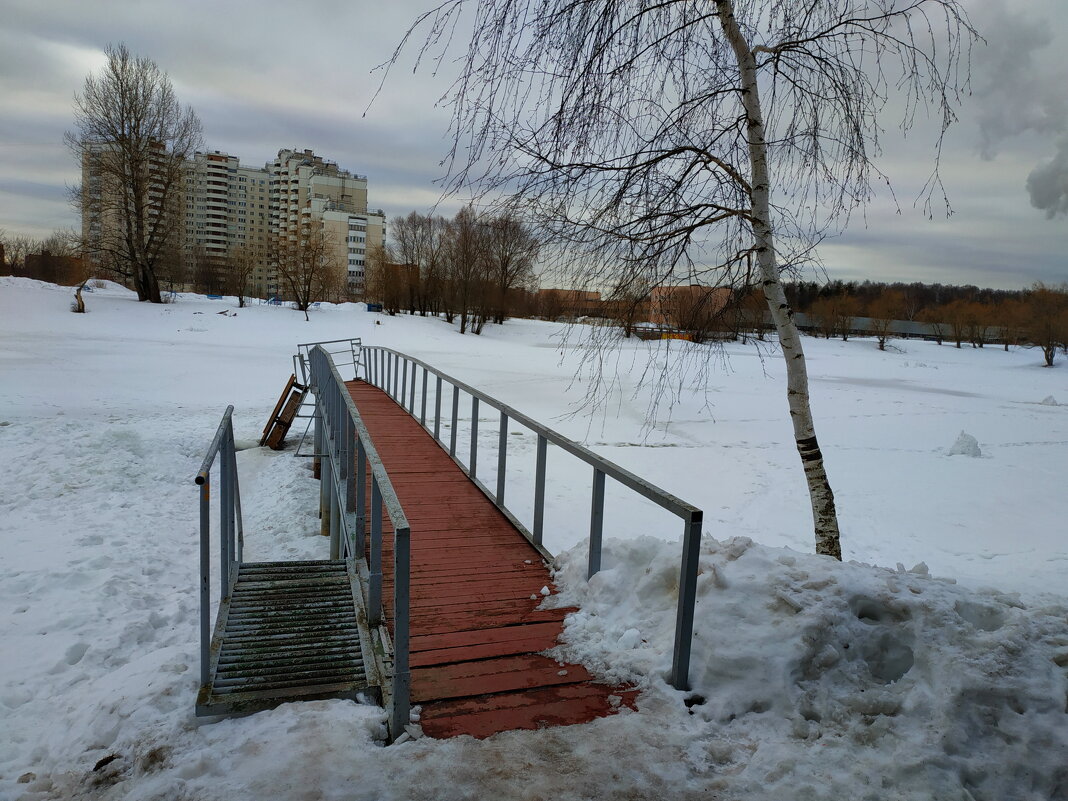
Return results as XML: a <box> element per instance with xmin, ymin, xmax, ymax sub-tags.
<box><xmin>946</xmin><ymin>430</ymin><xmax>982</xmax><ymax>457</ymax></box>
<box><xmin>548</xmin><ymin>535</ymin><xmax>1068</xmax><ymax>800</ymax></box>
<box><xmin>1041</xmin><ymin>395</ymin><xmax>1059</xmax><ymax>406</ymax></box>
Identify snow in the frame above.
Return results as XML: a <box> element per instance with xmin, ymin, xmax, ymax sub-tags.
<box><xmin>946</xmin><ymin>430</ymin><xmax>982</xmax><ymax>457</ymax></box>
<box><xmin>1</xmin><ymin>276</ymin><xmax>1066</xmax><ymax>800</ymax></box>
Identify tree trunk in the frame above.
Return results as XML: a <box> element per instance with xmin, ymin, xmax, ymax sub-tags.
<box><xmin>717</xmin><ymin>0</ymin><xmax>842</xmax><ymax>559</ymax></box>
<box><xmin>141</xmin><ymin>263</ymin><xmax>162</xmax><ymax>304</ymax></box>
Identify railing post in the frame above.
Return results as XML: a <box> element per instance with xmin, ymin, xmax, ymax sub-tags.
<box><xmin>220</xmin><ymin>443</ymin><xmax>232</xmax><ymax>599</ymax></box>
<box><xmin>588</xmin><ymin>468</ymin><xmax>605</xmax><ymax>579</ymax></box>
<box><xmin>408</xmin><ymin>361</ymin><xmax>416</xmax><ymax>412</ymax></box>
<box><xmin>313</xmin><ymin>394</ymin><xmax>323</xmax><ymax>480</ymax></box>
<box><xmin>392</xmin><ymin>353</ymin><xmax>399</xmax><ymax>399</ymax></box>
<box><xmin>344</xmin><ymin>415</ymin><xmax>356</xmax><ymax>559</ymax></box>
<box><xmin>434</xmin><ymin>376</ymin><xmax>442</xmax><ymax>442</ymax></box>
<box><xmin>496</xmin><ymin>411</ymin><xmax>508</xmax><ymax>505</ymax></box>
<box><xmin>670</xmin><ymin>511</ymin><xmax>703</xmax><ymax>691</ymax></box>
<box><xmin>231</xmin><ymin>433</ymin><xmax>244</xmax><ymax>564</ymax></box>
<box><xmin>355</xmin><ymin>438</ymin><xmax>367</xmax><ymax>560</ymax></box>
<box><xmin>470</xmin><ymin>396</ymin><xmax>479</xmax><ymax>477</ymax></box>
<box><xmin>329</xmin><ymin>467</ymin><xmax>341</xmax><ymax>560</ymax></box>
<box><xmin>533</xmin><ymin>435</ymin><xmax>547</xmax><ymax>547</ymax></box>
<box><xmin>369</xmin><ymin>479</ymin><xmax>383</xmax><ymax>627</ymax></box>
<box><xmin>420</xmin><ymin>368</ymin><xmax>427</xmax><ymax>427</ymax></box>
<box><xmin>401</xmin><ymin>357</ymin><xmax>408</xmax><ymax>408</ymax></box>
<box><xmin>449</xmin><ymin>385</ymin><xmax>459</xmax><ymax>457</ymax></box>
<box><xmin>199</xmin><ymin>476</ymin><xmax>210</xmax><ymax>688</ymax></box>
<box><xmin>391</xmin><ymin>525</ymin><xmax>411</xmax><ymax>738</ymax></box>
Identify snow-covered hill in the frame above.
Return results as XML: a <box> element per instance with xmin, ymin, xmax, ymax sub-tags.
<box><xmin>1</xmin><ymin>278</ymin><xmax>1065</xmax><ymax>800</ymax></box>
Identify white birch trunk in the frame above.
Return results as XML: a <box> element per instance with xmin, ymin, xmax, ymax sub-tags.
<box><xmin>716</xmin><ymin>0</ymin><xmax>842</xmax><ymax>559</ymax></box>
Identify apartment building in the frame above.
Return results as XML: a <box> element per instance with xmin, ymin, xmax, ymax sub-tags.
<box><xmin>85</xmin><ymin>145</ymin><xmax>385</xmax><ymax>299</ymax></box>
<box><xmin>269</xmin><ymin>148</ymin><xmax>385</xmax><ymax>295</ymax></box>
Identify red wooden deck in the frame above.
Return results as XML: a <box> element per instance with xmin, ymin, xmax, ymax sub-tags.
<box><xmin>345</xmin><ymin>379</ymin><xmax>636</xmax><ymax>738</ymax></box>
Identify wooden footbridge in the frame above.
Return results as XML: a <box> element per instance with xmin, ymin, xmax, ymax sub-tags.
<box><xmin>195</xmin><ymin>339</ymin><xmax>703</xmax><ymax>741</ymax></box>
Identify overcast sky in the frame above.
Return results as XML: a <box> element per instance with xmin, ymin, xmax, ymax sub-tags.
<box><xmin>0</xmin><ymin>0</ymin><xmax>1064</xmax><ymax>290</ymax></box>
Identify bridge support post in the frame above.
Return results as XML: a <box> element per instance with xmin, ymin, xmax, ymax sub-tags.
<box><xmin>669</xmin><ymin>510</ymin><xmax>703</xmax><ymax>691</ymax></box>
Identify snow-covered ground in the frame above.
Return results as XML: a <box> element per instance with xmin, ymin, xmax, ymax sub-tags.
<box><xmin>1</xmin><ymin>277</ymin><xmax>1065</xmax><ymax>800</ymax></box>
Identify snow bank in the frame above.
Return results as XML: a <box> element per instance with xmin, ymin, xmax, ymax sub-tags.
<box><xmin>548</xmin><ymin>535</ymin><xmax>1068</xmax><ymax>800</ymax></box>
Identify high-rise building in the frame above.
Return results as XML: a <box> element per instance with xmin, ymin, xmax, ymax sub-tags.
<box><xmin>86</xmin><ymin>145</ymin><xmax>386</xmax><ymax>299</ymax></box>
<box><xmin>268</xmin><ymin>148</ymin><xmax>385</xmax><ymax>295</ymax></box>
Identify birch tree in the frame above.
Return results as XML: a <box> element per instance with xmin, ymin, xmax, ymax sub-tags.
<box><xmin>390</xmin><ymin>0</ymin><xmax>976</xmax><ymax>558</ymax></box>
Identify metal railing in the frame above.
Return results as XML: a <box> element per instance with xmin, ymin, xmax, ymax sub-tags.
<box><xmin>295</xmin><ymin>337</ymin><xmax>361</xmax><ymax>386</ymax></box>
<box><xmin>308</xmin><ymin>345</ymin><xmax>411</xmax><ymax>737</ymax></box>
<box><xmin>360</xmin><ymin>347</ymin><xmax>704</xmax><ymax>691</ymax></box>
<box><xmin>194</xmin><ymin>406</ymin><xmax>244</xmax><ymax>692</ymax></box>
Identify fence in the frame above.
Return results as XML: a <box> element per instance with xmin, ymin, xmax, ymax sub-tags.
<box><xmin>308</xmin><ymin>344</ymin><xmax>411</xmax><ymax>737</ymax></box>
<box><xmin>359</xmin><ymin>346</ymin><xmax>704</xmax><ymax>691</ymax></box>
<box><xmin>194</xmin><ymin>405</ymin><xmax>244</xmax><ymax>692</ymax></box>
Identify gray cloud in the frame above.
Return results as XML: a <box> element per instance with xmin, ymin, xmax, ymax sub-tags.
<box><xmin>1026</xmin><ymin>137</ymin><xmax>1068</xmax><ymax>218</ymax></box>
<box><xmin>970</xmin><ymin>0</ymin><xmax>1067</xmax><ymax>159</ymax></box>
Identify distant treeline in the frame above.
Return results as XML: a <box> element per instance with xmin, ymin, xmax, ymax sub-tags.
<box><xmin>783</xmin><ymin>280</ymin><xmax>1027</xmax><ymax>319</ymax></box>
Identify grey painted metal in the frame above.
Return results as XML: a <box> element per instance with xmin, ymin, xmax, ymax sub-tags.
<box><xmin>355</xmin><ymin>439</ymin><xmax>366</xmax><ymax>561</ymax></box>
<box><xmin>497</xmin><ymin>411</ymin><xmax>508</xmax><ymax>505</ymax></box>
<box><xmin>470</xmin><ymin>396</ymin><xmax>479</xmax><ymax>478</ymax></box>
<box><xmin>401</xmin><ymin>357</ymin><xmax>408</xmax><ymax>409</ymax></box>
<box><xmin>195</xmin><ymin>560</ymin><xmax>376</xmax><ymax>717</ymax></box>
<box><xmin>449</xmin><ymin>386</ymin><xmax>459</xmax><ymax>457</ymax></box>
<box><xmin>308</xmin><ymin>345</ymin><xmax>412</xmax><ymax>739</ymax></box>
<box><xmin>671</xmin><ymin>510</ymin><xmax>704</xmax><ymax>691</ymax></box>
<box><xmin>296</xmin><ymin>337</ymin><xmax>362</xmax><ymax>381</ymax></box>
<box><xmin>357</xmin><ymin>346</ymin><xmax>704</xmax><ymax>691</ymax></box>
<box><xmin>194</xmin><ymin>406</ymin><xmax>244</xmax><ymax>693</ymax></box>
<box><xmin>199</xmin><ymin>479</ymin><xmax>210</xmax><ymax>687</ymax></box>
<box><xmin>533</xmin><ymin>435</ymin><xmax>547</xmax><ymax>547</ymax></box>
<box><xmin>220</xmin><ymin>445</ymin><xmax>232</xmax><ymax>598</ymax></box>
<box><xmin>408</xmin><ymin>361</ymin><xmax>416</xmax><ymax>412</ymax></box>
<box><xmin>369</xmin><ymin>479</ymin><xmax>383</xmax><ymax>627</ymax></box>
<box><xmin>588</xmin><ymin>469</ymin><xmax>605</xmax><ymax>579</ymax></box>
<box><xmin>390</xmin><ymin>526</ymin><xmax>411</xmax><ymax>736</ymax></box>
<box><xmin>434</xmin><ymin>376</ymin><xmax>442</xmax><ymax>441</ymax></box>
<box><xmin>359</xmin><ymin>348</ymin><xmax>698</xmax><ymax>519</ymax></box>
<box><xmin>329</xmin><ymin>468</ymin><xmax>340</xmax><ymax>560</ymax></box>
<box><xmin>420</xmin><ymin>368</ymin><xmax>428</xmax><ymax>426</ymax></box>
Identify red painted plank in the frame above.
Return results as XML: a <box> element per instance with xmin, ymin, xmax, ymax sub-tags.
<box><xmin>344</xmin><ymin>379</ymin><xmax>636</xmax><ymax>738</ymax></box>
<box><xmin>411</xmin><ymin>654</ymin><xmax>592</xmax><ymax>702</ymax></box>
<box><xmin>410</xmin><ymin>621</ymin><xmax>565</xmax><ymax>653</ymax></box>
<box><xmin>419</xmin><ymin>685</ymin><xmax>639</xmax><ymax>739</ymax></box>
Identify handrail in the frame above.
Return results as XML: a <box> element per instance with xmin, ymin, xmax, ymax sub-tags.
<box><xmin>295</xmin><ymin>337</ymin><xmax>361</xmax><ymax>385</ymax></box>
<box><xmin>359</xmin><ymin>346</ymin><xmax>704</xmax><ymax>691</ymax></box>
<box><xmin>194</xmin><ymin>405</ymin><xmax>244</xmax><ymax>693</ymax></box>
<box><xmin>308</xmin><ymin>345</ymin><xmax>411</xmax><ymax>739</ymax></box>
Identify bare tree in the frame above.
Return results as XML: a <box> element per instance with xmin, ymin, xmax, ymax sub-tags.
<box><xmin>918</xmin><ymin>306</ymin><xmax>947</xmax><ymax>345</ymax></box>
<box><xmin>365</xmin><ymin>243</ymin><xmax>406</xmax><ymax>315</ymax></box>
<box><xmin>0</xmin><ymin>231</ymin><xmax>40</xmax><ymax>272</ymax></box>
<box><xmin>224</xmin><ymin>241</ymin><xmax>264</xmax><ymax>308</ymax></box>
<box><xmin>443</xmin><ymin>206</ymin><xmax>490</xmax><ymax>334</ymax></box>
<box><xmin>391</xmin><ymin>0</ymin><xmax>977</xmax><ymax>557</ymax></box>
<box><xmin>66</xmin><ymin>43</ymin><xmax>202</xmax><ymax>303</ymax></box>
<box><xmin>273</xmin><ymin>220</ymin><xmax>343</xmax><ymax>321</ymax></box>
<box><xmin>482</xmin><ymin>212</ymin><xmax>540</xmax><ymax>324</ymax></box>
<box><xmin>868</xmin><ymin>289</ymin><xmax>905</xmax><ymax>351</ymax></box>
<box><xmin>1023</xmin><ymin>283</ymin><xmax>1068</xmax><ymax>367</ymax></box>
